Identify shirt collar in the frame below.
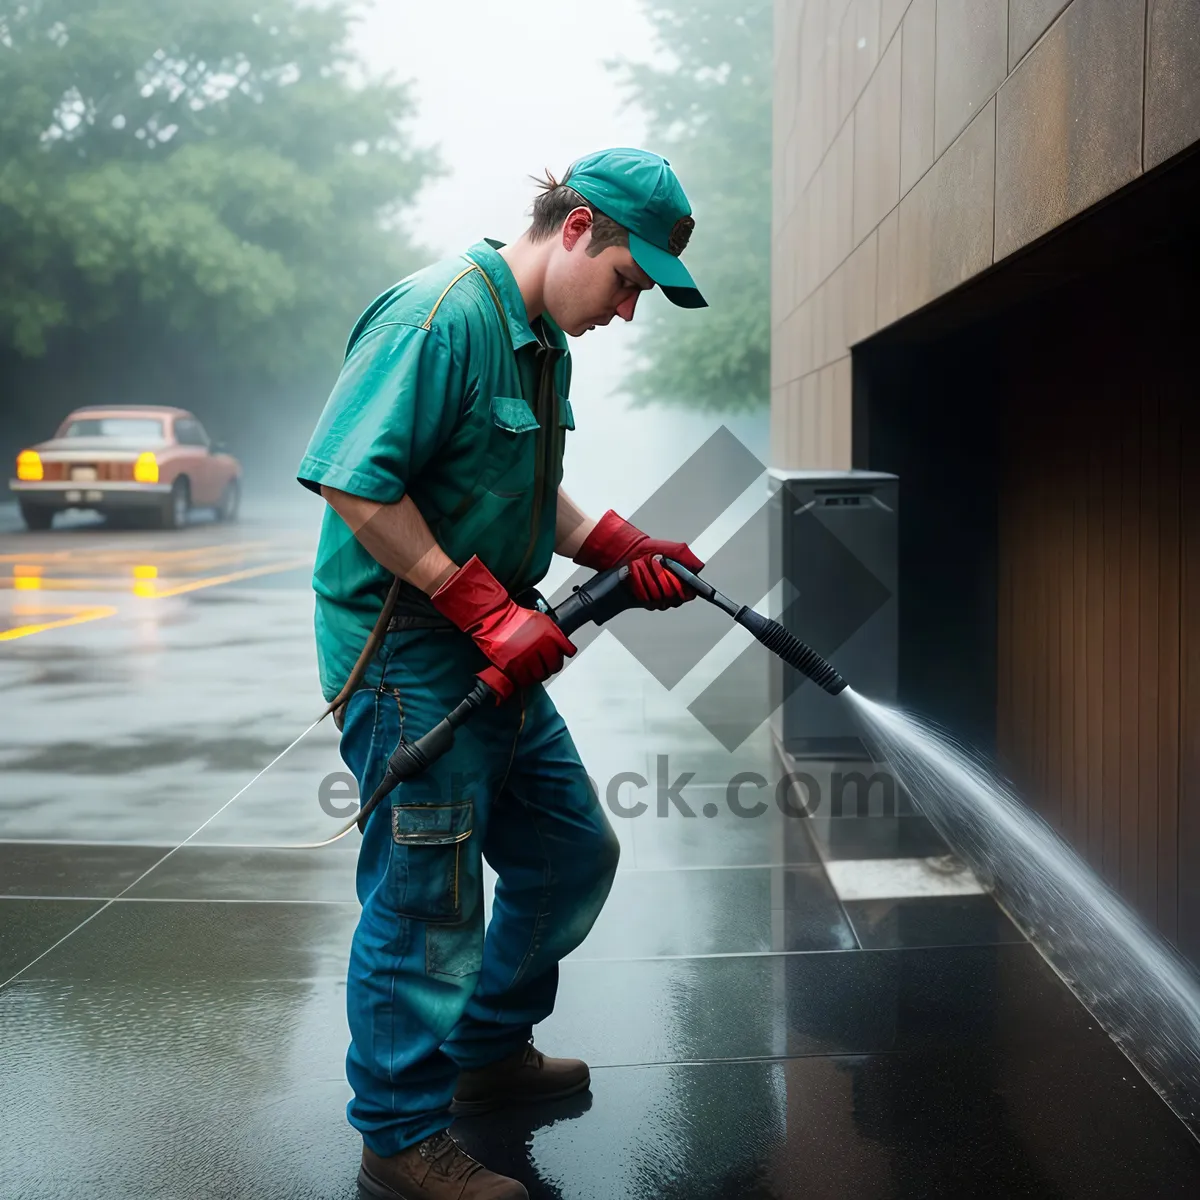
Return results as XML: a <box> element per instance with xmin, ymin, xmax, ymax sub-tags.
<box><xmin>466</xmin><ymin>238</ymin><xmax>567</xmax><ymax>355</ymax></box>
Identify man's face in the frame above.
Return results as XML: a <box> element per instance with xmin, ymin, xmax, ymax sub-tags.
<box><xmin>543</xmin><ymin>209</ymin><xmax>655</xmax><ymax>337</ymax></box>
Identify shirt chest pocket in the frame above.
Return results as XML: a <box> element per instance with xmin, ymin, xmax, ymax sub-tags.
<box><xmin>486</xmin><ymin>394</ymin><xmax>542</xmax><ymax>498</ymax></box>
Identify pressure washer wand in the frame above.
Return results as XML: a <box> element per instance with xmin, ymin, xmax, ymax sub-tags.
<box><xmin>343</xmin><ymin>563</ymin><xmax>639</xmax><ymax>839</ymax></box>
<box><xmin>328</xmin><ymin>557</ymin><xmax>847</xmax><ymax>845</ymax></box>
<box><xmin>660</xmin><ymin>557</ymin><xmax>848</xmax><ymax>697</ymax></box>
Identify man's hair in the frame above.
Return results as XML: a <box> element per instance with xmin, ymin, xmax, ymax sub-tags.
<box><xmin>526</xmin><ymin>167</ymin><xmax>629</xmax><ymax>255</ymax></box>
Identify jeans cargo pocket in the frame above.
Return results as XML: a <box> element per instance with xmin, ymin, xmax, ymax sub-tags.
<box><xmin>390</xmin><ymin>800</ymin><xmax>473</xmax><ymax>923</ymax></box>
<box><xmin>426</xmin><ymin>903</ymin><xmax>485</xmax><ymax>979</ymax></box>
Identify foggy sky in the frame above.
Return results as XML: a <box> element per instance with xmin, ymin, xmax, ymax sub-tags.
<box><xmin>349</xmin><ymin>1</ymin><xmax>768</xmax><ymax>545</ymax></box>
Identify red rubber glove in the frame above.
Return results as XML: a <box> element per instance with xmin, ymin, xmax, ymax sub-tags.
<box><xmin>430</xmin><ymin>555</ymin><xmax>576</xmax><ymax>702</ymax></box>
<box><xmin>573</xmin><ymin>509</ymin><xmax>705</xmax><ymax>610</ymax></box>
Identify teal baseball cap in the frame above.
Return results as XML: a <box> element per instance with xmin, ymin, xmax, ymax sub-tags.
<box><xmin>564</xmin><ymin>147</ymin><xmax>706</xmax><ymax>309</ymax></box>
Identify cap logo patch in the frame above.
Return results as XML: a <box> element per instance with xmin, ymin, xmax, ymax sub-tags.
<box><xmin>668</xmin><ymin>215</ymin><xmax>694</xmax><ymax>256</ymax></box>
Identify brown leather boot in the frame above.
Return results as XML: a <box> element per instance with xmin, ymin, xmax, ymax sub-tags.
<box><xmin>358</xmin><ymin>1131</ymin><xmax>528</xmax><ymax>1199</ymax></box>
<box><xmin>450</xmin><ymin>1039</ymin><xmax>590</xmax><ymax>1116</ymax></box>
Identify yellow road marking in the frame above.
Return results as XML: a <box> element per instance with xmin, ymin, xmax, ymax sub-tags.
<box><xmin>141</xmin><ymin>556</ymin><xmax>311</xmax><ymax>598</ymax></box>
<box><xmin>0</xmin><ymin>606</ymin><xmax>118</xmax><ymax>641</ymax></box>
<box><xmin>0</xmin><ymin>556</ymin><xmax>311</xmax><ymax>640</ymax></box>
<box><xmin>12</xmin><ymin>564</ymin><xmax>43</xmax><ymax>591</ymax></box>
<box><xmin>13</xmin><ymin>602</ymin><xmax>104</xmax><ymax>616</ymax></box>
<box><xmin>0</xmin><ymin>541</ymin><xmax>275</xmax><ymax>566</ymax></box>
<box><xmin>2</xmin><ymin>578</ymin><xmax>138</xmax><ymax>591</ymax></box>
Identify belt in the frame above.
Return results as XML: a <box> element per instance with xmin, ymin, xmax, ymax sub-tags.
<box><xmin>386</xmin><ymin>611</ymin><xmax>456</xmax><ymax>632</ymax></box>
<box><xmin>381</xmin><ymin>575</ymin><xmax>456</xmax><ymax>633</ymax></box>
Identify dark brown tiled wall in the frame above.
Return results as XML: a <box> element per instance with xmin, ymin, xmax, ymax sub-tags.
<box><xmin>933</xmin><ymin>0</ymin><xmax>1008</xmax><ymax>157</ymax></box>
<box><xmin>1007</xmin><ymin>0</ymin><xmax>1072</xmax><ymax>69</ymax></box>
<box><xmin>897</xmin><ymin>101</ymin><xmax>996</xmax><ymax>315</ymax></box>
<box><xmin>1144</xmin><ymin>0</ymin><xmax>1200</xmax><ymax>169</ymax></box>
<box><xmin>995</xmin><ymin>0</ymin><xmax>1145</xmax><ymax>259</ymax></box>
<box><xmin>854</xmin><ymin>33</ymin><xmax>902</xmax><ymax>243</ymax></box>
<box><xmin>996</xmin><ymin>281</ymin><xmax>1200</xmax><ymax>955</ymax></box>
<box><xmin>898</xmin><ymin>0</ymin><xmax>936</xmax><ymax>197</ymax></box>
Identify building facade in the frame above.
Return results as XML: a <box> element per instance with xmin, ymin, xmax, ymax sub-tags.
<box><xmin>771</xmin><ymin>0</ymin><xmax>1200</xmax><ymax>955</ymax></box>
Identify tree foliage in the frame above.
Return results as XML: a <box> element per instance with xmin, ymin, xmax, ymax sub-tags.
<box><xmin>0</xmin><ymin>0</ymin><xmax>438</xmax><ymax>457</ymax></box>
<box><xmin>610</xmin><ymin>0</ymin><xmax>771</xmax><ymax>413</ymax></box>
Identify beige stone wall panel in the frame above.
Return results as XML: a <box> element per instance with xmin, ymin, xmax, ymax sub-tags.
<box><xmin>832</xmin><ymin>357</ymin><xmax>854</xmax><ymax>468</ymax></box>
<box><xmin>1008</xmin><ymin>0</ymin><xmax>1071</xmax><ymax>71</ymax></box>
<box><xmin>797</xmin><ymin>296</ymin><xmax>816</xmax><ymax>379</ymax></box>
<box><xmin>812</xmin><ymin>278</ymin><xmax>829</xmax><ymax>370</ymax></box>
<box><xmin>800</xmin><ymin>371</ymin><xmax>821</xmax><ymax>467</ymax></box>
<box><xmin>836</xmin><ymin>117</ymin><xmax>857</xmax><ymax>260</ymax></box>
<box><xmin>900</xmin><ymin>0</ymin><xmax>937</xmax><ymax>196</ymax></box>
<box><xmin>770</xmin><ymin>383</ymin><xmax>787</xmax><ymax>468</ymax></box>
<box><xmin>1145</xmin><ymin>0</ymin><xmax>1200</xmax><ymax>169</ymax></box>
<box><xmin>825</xmin><ymin>263</ymin><xmax>848</xmax><ymax>363</ymax></box>
<box><xmin>845</xmin><ymin>229</ymin><xmax>880</xmax><ymax>346</ymax></box>
<box><xmin>994</xmin><ymin>0</ymin><xmax>1145</xmax><ymax>259</ymax></box>
<box><xmin>934</xmin><ymin>0</ymin><xmax>1009</xmax><ymax>157</ymax></box>
<box><xmin>823</xmin><ymin>12</ymin><xmax>843</xmax><ymax>150</ymax></box>
<box><xmin>881</xmin><ymin>0</ymin><xmax>910</xmax><ymax>48</ymax></box>
<box><xmin>898</xmin><ymin>99</ymin><xmax>997</xmax><ymax>313</ymax></box>
<box><xmin>841</xmin><ymin>0</ymin><xmax>883</xmax><ymax>121</ymax></box>
<box><xmin>876</xmin><ymin>206</ymin><xmax>900</xmax><ymax>325</ymax></box>
<box><xmin>854</xmin><ymin>32</ymin><xmax>903</xmax><ymax>243</ymax></box>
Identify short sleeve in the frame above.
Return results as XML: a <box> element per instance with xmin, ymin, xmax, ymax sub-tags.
<box><xmin>297</xmin><ymin>321</ymin><xmax>460</xmax><ymax>501</ymax></box>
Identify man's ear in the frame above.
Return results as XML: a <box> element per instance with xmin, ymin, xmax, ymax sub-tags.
<box><xmin>561</xmin><ymin>207</ymin><xmax>593</xmax><ymax>252</ymax></box>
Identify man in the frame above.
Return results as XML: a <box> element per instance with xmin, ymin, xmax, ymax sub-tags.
<box><xmin>298</xmin><ymin>147</ymin><xmax>707</xmax><ymax>1200</ymax></box>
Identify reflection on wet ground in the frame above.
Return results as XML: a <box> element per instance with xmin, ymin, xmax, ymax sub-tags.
<box><xmin>1</xmin><ymin>505</ymin><xmax>1198</xmax><ymax>1197</ymax></box>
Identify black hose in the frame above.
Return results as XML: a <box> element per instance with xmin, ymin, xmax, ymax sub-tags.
<box><xmin>354</xmin><ymin>558</ymin><xmax>848</xmax><ymax>835</ymax></box>
<box><xmin>660</xmin><ymin>557</ymin><xmax>847</xmax><ymax>696</ymax></box>
<box><xmin>355</xmin><ymin>680</ymin><xmax>492</xmax><ymax>833</ymax></box>
<box><xmin>735</xmin><ymin>606</ymin><xmax>847</xmax><ymax>695</ymax></box>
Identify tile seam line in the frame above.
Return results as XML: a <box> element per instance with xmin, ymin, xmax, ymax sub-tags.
<box><xmin>1008</xmin><ymin>1</ymin><xmax>1081</xmax><ymax>77</ymax></box>
<box><xmin>0</xmin><ymin>860</ymin><xmax>907</xmax><ymax>875</ymax></box>
<box><xmin>584</xmin><ymin>1044</ymin><xmax>1067</xmax><ymax>1072</ymax></box>
<box><xmin>782</xmin><ymin>29</ymin><xmax>1024</xmax><ymax>340</ymax></box>
<box><xmin>0</xmin><ymin>855</ymin><xmax>963</xmax><ymax>875</ymax></box>
<box><xmin>0</xmin><ymin>894</ymin><xmax>362</xmax><ymax>906</ymax></box>
<box><xmin>789</xmin><ymin>84</ymin><xmax>999</xmax><ymax>355</ymax></box>
<box><xmin>989</xmin><ymin>881</ymin><xmax>1200</xmax><ymax>1147</ymax></box>
<box><xmin>804</xmin><ymin>818</ymin><xmax>865</xmax><ymax>946</ymax></box>
<box><xmin>0</xmin><ymin>702</ymin><xmax>331</xmax><ymax>992</ymax></box>
<box><xmin>797</xmin><ymin>0</ymin><xmax>907</xmax><ymax>205</ymax></box>
<box><xmin>4</xmin><ymin>925</ymin><xmax>1031</xmax><ymax>962</ymax></box>
<box><xmin>4</xmin><ymin>976</ymin><xmax>353</xmax><ymax>986</ymax></box>
<box><xmin>564</xmin><ymin>938</ymin><xmax>1027</xmax><ymax>962</ymax></box>
<box><xmin>1140</xmin><ymin>0</ymin><xmax>1149</xmax><ymax>174</ymax></box>
<box><xmin>0</xmin><ymin>838</ymin><xmax>361</xmax><ymax>849</ymax></box>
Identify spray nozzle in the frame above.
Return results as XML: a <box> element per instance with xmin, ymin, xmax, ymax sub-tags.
<box><xmin>660</xmin><ymin>557</ymin><xmax>848</xmax><ymax>696</ymax></box>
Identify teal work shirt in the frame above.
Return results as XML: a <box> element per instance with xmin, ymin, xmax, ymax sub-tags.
<box><xmin>298</xmin><ymin>239</ymin><xmax>575</xmax><ymax>702</ymax></box>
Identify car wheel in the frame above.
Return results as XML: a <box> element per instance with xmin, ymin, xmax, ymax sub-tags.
<box><xmin>217</xmin><ymin>478</ymin><xmax>241</xmax><ymax>522</ymax></box>
<box><xmin>19</xmin><ymin>502</ymin><xmax>54</xmax><ymax>531</ymax></box>
<box><xmin>161</xmin><ymin>478</ymin><xmax>190</xmax><ymax>530</ymax></box>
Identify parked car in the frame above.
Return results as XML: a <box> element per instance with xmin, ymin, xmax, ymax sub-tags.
<box><xmin>11</xmin><ymin>405</ymin><xmax>241</xmax><ymax>531</ymax></box>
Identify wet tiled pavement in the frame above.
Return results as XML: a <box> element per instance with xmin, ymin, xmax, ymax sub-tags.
<box><xmin>2</xmin><ymin>506</ymin><xmax>1199</xmax><ymax>1197</ymax></box>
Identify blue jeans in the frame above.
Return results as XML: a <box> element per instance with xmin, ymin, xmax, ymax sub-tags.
<box><xmin>338</xmin><ymin>627</ymin><xmax>621</xmax><ymax>1156</ymax></box>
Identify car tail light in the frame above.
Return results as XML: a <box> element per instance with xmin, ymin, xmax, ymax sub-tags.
<box><xmin>16</xmin><ymin>450</ymin><xmax>43</xmax><ymax>481</ymax></box>
<box><xmin>133</xmin><ymin>452</ymin><xmax>159</xmax><ymax>483</ymax></box>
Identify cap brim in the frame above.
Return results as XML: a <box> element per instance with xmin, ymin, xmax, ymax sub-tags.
<box><xmin>629</xmin><ymin>232</ymin><xmax>707</xmax><ymax>309</ymax></box>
